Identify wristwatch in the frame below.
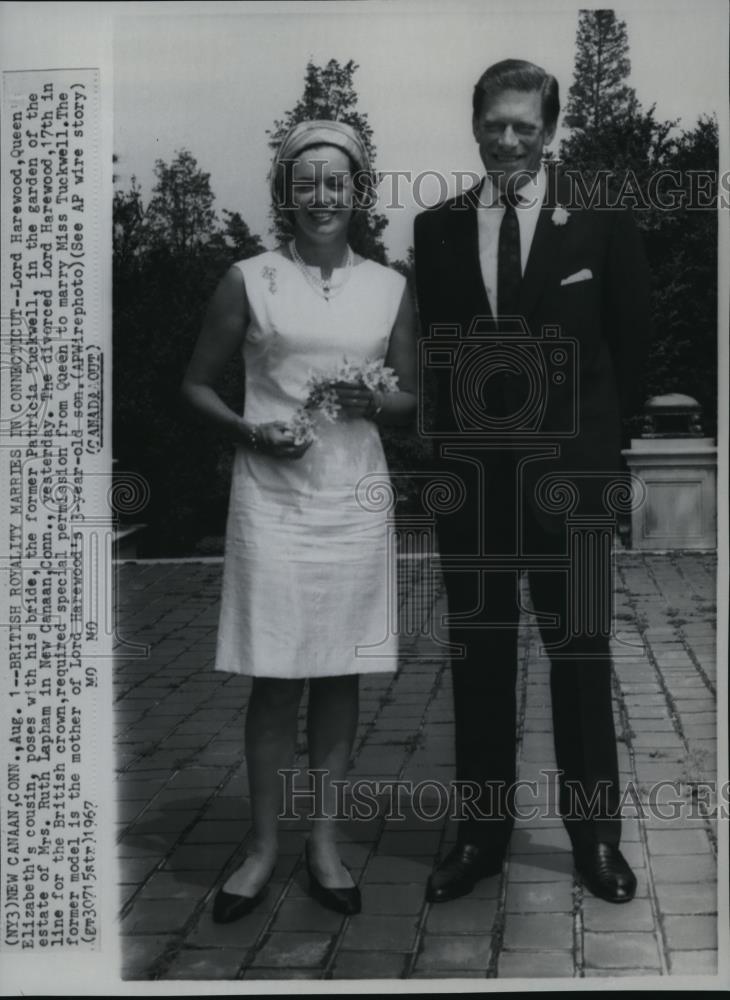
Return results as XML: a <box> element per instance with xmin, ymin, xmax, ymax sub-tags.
<box><xmin>243</xmin><ymin>423</ymin><xmax>260</xmax><ymax>451</ymax></box>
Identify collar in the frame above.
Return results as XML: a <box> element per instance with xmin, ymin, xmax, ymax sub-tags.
<box><xmin>479</xmin><ymin>166</ymin><xmax>546</xmax><ymax>210</ymax></box>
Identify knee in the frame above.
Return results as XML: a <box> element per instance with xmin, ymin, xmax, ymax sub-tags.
<box><xmin>251</xmin><ymin>677</ymin><xmax>304</xmax><ymax>715</ymax></box>
<box><xmin>309</xmin><ymin>674</ymin><xmax>359</xmax><ymax>703</ymax></box>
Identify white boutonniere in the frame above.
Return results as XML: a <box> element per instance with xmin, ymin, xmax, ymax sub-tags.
<box><xmin>551</xmin><ymin>205</ymin><xmax>570</xmax><ymax>226</ymax></box>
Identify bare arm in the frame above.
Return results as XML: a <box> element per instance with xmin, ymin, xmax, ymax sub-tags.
<box><xmin>181</xmin><ymin>265</ymin><xmax>250</xmax><ymax>440</ymax></box>
<box><xmin>181</xmin><ymin>264</ymin><xmax>309</xmax><ymax>458</ymax></box>
<box><xmin>380</xmin><ymin>284</ymin><xmax>418</xmax><ymax>426</ymax></box>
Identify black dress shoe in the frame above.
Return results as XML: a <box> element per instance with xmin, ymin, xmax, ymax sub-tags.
<box><xmin>426</xmin><ymin>843</ymin><xmax>504</xmax><ymax>903</ymax></box>
<box><xmin>305</xmin><ymin>844</ymin><xmax>361</xmax><ymax>916</ymax></box>
<box><xmin>212</xmin><ymin>873</ymin><xmax>272</xmax><ymax>924</ymax></box>
<box><xmin>574</xmin><ymin>842</ymin><xmax>637</xmax><ymax>904</ymax></box>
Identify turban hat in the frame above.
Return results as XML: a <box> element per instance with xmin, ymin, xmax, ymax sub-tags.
<box><xmin>270</xmin><ymin>119</ymin><xmax>373</xmax><ymax>209</ymax></box>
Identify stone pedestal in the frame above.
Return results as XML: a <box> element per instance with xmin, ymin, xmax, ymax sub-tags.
<box><xmin>621</xmin><ymin>438</ymin><xmax>717</xmax><ymax>550</ymax></box>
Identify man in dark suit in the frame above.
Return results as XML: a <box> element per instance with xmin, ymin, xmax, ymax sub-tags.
<box><xmin>414</xmin><ymin>59</ymin><xmax>651</xmax><ymax>904</ymax></box>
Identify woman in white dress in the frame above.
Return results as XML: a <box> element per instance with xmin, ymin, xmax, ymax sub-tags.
<box><xmin>181</xmin><ymin>120</ymin><xmax>416</xmax><ymax>921</ymax></box>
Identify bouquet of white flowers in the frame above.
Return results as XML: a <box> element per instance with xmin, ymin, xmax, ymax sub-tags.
<box><xmin>287</xmin><ymin>358</ymin><xmax>399</xmax><ymax>445</ymax></box>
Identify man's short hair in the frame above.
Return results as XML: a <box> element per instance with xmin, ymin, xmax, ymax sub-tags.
<box><xmin>472</xmin><ymin>59</ymin><xmax>560</xmax><ymax>129</ymax></box>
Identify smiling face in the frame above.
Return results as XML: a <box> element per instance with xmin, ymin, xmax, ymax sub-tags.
<box><xmin>289</xmin><ymin>144</ymin><xmax>354</xmax><ymax>246</ymax></box>
<box><xmin>472</xmin><ymin>88</ymin><xmax>556</xmax><ymax>194</ymax></box>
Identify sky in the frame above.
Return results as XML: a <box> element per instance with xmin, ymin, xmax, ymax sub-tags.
<box><xmin>111</xmin><ymin>0</ymin><xmax>728</xmax><ymax>260</ymax></box>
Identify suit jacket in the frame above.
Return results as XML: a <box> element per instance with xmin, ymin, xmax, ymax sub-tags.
<box><xmin>413</xmin><ymin>166</ymin><xmax>652</xmax><ymax>527</ymax></box>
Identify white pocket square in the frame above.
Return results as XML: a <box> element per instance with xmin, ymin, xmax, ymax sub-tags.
<box><xmin>561</xmin><ymin>268</ymin><xmax>593</xmax><ymax>285</ymax></box>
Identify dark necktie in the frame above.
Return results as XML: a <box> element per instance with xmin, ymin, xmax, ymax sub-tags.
<box><xmin>497</xmin><ymin>191</ymin><xmax>521</xmax><ymax>318</ymax></box>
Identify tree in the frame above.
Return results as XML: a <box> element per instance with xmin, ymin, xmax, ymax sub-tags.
<box><xmin>560</xmin><ymin>10</ymin><xmax>675</xmax><ymax>203</ymax></box>
<box><xmin>206</xmin><ymin>210</ymin><xmax>265</xmax><ymax>276</ymax></box>
<box><xmin>390</xmin><ymin>245</ymin><xmax>415</xmax><ymax>284</ymax></box>
<box><xmin>112</xmin><ymin>151</ymin><xmax>265</xmax><ymax>554</ymax></box>
<box><xmin>145</xmin><ymin>149</ymin><xmax>218</xmax><ymax>254</ymax></box>
<box><xmin>560</xmin><ymin>10</ymin><xmax>718</xmax><ymax>437</ymax></box>
<box><xmin>112</xmin><ymin>177</ymin><xmax>146</xmax><ymax>262</ymax></box>
<box><xmin>639</xmin><ymin>116</ymin><xmax>718</xmax><ymax>428</ymax></box>
<box><xmin>563</xmin><ymin>10</ymin><xmax>638</xmax><ymax>132</ymax></box>
<box><xmin>267</xmin><ymin>58</ymin><xmax>389</xmax><ymax>263</ymax></box>
<box><xmin>218</xmin><ymin>210</ymin><xmax>265</xmax><ymax>257</ymax></box>
<box><xmin>561</xmin><ymin>102</ymin><xmax>678</xmax><ymax>202</ymax></box>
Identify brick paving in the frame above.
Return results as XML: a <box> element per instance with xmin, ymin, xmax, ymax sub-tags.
<box><xmin>114</xmin><ymin>551</ymin><xmax>721</xmax><ymax>982</ymax></box>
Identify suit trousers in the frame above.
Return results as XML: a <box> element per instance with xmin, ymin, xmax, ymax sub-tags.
<box><xmin>436</xmin><ymin>447</ymin><xmax>621</xmax><ymax>854</ymax></box>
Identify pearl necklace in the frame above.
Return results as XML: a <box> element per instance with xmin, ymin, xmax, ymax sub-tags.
<box><xmin>288</xmin><ymin>239</ymin><xmax>354</xmax><ymax>301</ymax></box>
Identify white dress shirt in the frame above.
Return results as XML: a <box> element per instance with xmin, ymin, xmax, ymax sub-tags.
<box><xmin>477</xmin><ymin>167</ymin><xmax>547</xmax><ymax>316</ymax></box>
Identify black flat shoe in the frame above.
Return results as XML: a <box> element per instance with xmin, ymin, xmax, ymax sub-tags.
<box><xmin>305</xmin><ymin>843</ymin><xmax>361</xmax><ymax>916</ymax></box>
<box><xmin>574</xmin><ymin>842</ymin><xmax>637</xmax><ymax>904</ymax></box>
<box><xmin>426</xmin><ymin>843</ymin><xmax>504</xmax><ymax>904</ymax></box>
<box><xmin>212</xmin><ymin>869</ymin><xmax>272</xmax><ymax>924</ymax></box>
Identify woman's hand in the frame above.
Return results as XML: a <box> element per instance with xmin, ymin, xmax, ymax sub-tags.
<box><xmin>243</xmin><ymin>420</ymin><xmax>312</xmax><ymax>459</ymax></box>
<box><xmin>330</xmin><ymin>381</ymin><xmax>382</xmax><ymax>420</ymax></box>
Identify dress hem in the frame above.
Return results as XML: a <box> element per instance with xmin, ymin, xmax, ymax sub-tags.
<box><xmin>214</xmin><ymin>663</ymin><xmax>399</xmax><ymax>679</ymax></box>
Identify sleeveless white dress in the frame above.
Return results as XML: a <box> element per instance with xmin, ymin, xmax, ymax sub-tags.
<box><xmin>214</xmin><ymin>250</ymin><xmax>406</xmax><ymax>678</ymax></box>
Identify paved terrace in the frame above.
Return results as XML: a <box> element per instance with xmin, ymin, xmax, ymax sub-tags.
<box><xmin>114</xmin><ymin>551</ymin><xmax>720</xmax><ymax>983</ymax></box>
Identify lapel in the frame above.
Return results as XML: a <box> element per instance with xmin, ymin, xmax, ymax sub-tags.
<box><xmin>519</xmin><ymin>165</ymin><xmax>570</xmax><ymax>324</ymax></box>
<box><xmin>444</xmin><ymin>181</ymin><xmax>492</xmax><ymax>323</ymax></box>
<box><xmin>454</xmin><ymin>169</ymin><xmax>571</xmax><ymax>329</ymax></box>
